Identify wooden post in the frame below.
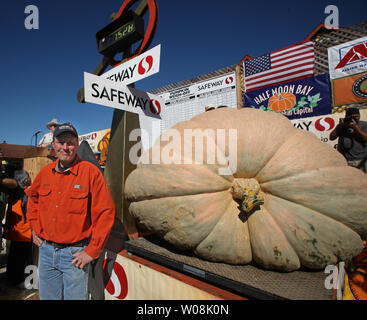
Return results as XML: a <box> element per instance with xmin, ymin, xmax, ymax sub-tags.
<box><xmin>235</xmin><ymin>64</ymin><xmax>244</xmax><ymax>109</ymax></box>
<box><xmin>96</xmin><ymin>0</ymin><xmax>155</xmax><ymax>240</ymax></box>
<box><xmin>103</xmin><ymin>37</ymin><xmax>142</xmax><ymax>238</ymax></box>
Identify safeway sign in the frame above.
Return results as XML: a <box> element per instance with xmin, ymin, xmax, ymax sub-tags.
<box><xmin>102</xmin><ymin>44</ymin><xmax>160</xmax><ymax>85</ymax></box>
<box><xmin>84</xmin><ymin>72</ymin><xmax>162</xmax><ymax>119</ymax></box>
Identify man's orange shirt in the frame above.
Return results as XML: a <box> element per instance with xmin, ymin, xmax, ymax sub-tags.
<box><xmin>26</xmin><ymin>156</ymin><xmax>116</xmax><ymax>259</ymax></box>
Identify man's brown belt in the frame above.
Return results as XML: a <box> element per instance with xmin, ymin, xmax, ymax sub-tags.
<box><xmin>41</xmin><ymin>238</ymin><xmax>90</xmax><ymax>249</ymax></box>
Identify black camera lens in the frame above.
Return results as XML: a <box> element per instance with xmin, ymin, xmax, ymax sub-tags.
<box><xmin>345</xmin><ymin>117</ymin><xmax>354</xmax><ymax>123</ymax></box>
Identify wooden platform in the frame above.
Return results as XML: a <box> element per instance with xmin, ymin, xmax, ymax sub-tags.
<box><xmin>125</xmin><ymin>236</ymin><xmax>334</xmax><ymax>300</ymax></box>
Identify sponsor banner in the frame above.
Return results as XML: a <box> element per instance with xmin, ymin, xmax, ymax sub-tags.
<box><xmin>328</xmin><ymin>36</ymin><xmax>367</xmax><ymax>80</ymax></box>
<box><xmin>290</xmin><ymin>109</ymin><xmax>367</xmax><ymax>150</ymax></box>
<box><xmin>291</xmin><ymin>114</ymin><xmax>340</xmax><ymax>149</ymax></box>
<box><xmin>243</xmin><ymin>74</ymin><xmax>331</xmax><ymax>120</ymax></box>
<box><xmin>78</xmin><ymin>128</ymin><xmax>110</xmax><ymax>154</ymax></box>
<box><xmin>332</xmin><ymin>72</ymin><xmax>367</xmax><ymax>106</ymax></box>
<box><xmin>196</xmin><ymin>74</ymin><xmax>235</xmax><ymax>94</ymax></box>
<box><xmin>103</xmin><ymin>251</ymin><xmax>222</xmax><ymax>300</ymax></box>
<box><xmin>84</xmin><ymin>72</ymin><xmax>163</xmax><ymax>119</ymax></box>
<box><xmin>102</xmin><ymin>44</ymin><xmax>160</xmax><ymax>85</ymax></box>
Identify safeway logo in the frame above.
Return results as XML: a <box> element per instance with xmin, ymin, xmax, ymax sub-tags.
<box><xmin>102</xmin><ymin>44</ymin><xmax>161</xmax><ymax>86</ymax></box>
<box><xmin>138</xmin><ymin>55</ymin><xmax>153</xmax><ymax>75</ymax></box>
<box><xmin>150</xmin><ymin>99</ymin><xmax>161</xmax><ymax>115</ymax></box>
<box><xmin>335</xmin><ymin>42</ymin><xmax>367</xmax><ymax>69</ymax></box>
<box><xmin>315</xmin><ymin>117</ymin><xmax>335</xmax><ymax>131</ymax></box>
<box><xmin>103</xmin><ymin>259</ymin><xmax>128</xmax><ymax>300</ymax></box>
<box><xmin>225</xmin><ymin>76</ymin><xmax>234</xmax><ymax>85</ymax></box>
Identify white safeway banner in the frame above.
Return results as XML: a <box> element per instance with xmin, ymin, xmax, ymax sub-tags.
<box><xmin>84</xmin><ymin>72</ymin><xmax>163</xmax><ymax>119</ymax></box>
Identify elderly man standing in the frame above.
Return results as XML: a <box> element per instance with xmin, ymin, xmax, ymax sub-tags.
<box><xmin>27</xmin><ymin>123</ymin><xmax>116</xmax><ymax>300</ymax></box>
<box><xmin>38</xmin><ymin>118</ymin><xmax>59</xmax><ymax>147</ymax></box>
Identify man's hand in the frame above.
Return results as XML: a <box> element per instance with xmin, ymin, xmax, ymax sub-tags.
<box><xmin>72</xmin><ymin>250</ymin><xmax>93</xmax><ymax>269</ymax></box>
<box><xmin>348</xmin><ymin>118</ymin><xmax>358</xmax><ymax>130</ymax></box>
<box><xmin>32</xmin><ymin>231</ymin><xmax>43</xmax><ymax>247</ymax></box>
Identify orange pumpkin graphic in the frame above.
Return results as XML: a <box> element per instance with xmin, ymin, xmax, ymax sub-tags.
<box><xmin>268</xmin><ymin>92</ymin><xmax>296</xmax><ymax>112</ymax></box>
<box><xmin>98</xmin><ymin>130</ymin><xmax>111</xmax><ymax>166</ymax></box>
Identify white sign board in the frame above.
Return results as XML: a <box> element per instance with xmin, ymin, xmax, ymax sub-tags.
<box><xmin>102</xmin><ymin>44</ymin><xmax>161</xmax><ymax>85</ymax></box>
<box><xmin>138</xmin><ymin>73</ymin><xmax>237</xmax><ymax>151</ymax></box>
<box><xmin>84</xmin><ymin>72</ymin><xmax>163</xmax><ymax>119</ymax></box>
<box><xmin>160</xmin><ymin>73</ymin><xmax>237</xmax><ymax>132</ymax></box>
<box><xmin>195</xmin><ymin>73</ymin><xmax>236</xmax><ymax>94</ymax></box>
<box><xmin>328</xmin><ymin>36</ymin><xmax>367</xmax><ymax>80</ymax></box>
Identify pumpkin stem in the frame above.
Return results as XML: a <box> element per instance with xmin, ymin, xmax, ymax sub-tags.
<box><xmin>231</xmin><ymin>178</ymin><xmax>264</xmax><ymax>213</ymax></box>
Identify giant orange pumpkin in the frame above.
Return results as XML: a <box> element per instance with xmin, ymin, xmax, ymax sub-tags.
<box><xmin>268</xmin><ymin>92</ymin><xmax>296</xmax><ymax>111</ymax></box>
<box><xmin>124</xmin><ymin>108</ymin><xmax>367</xmax><ymax>272</ymax></box>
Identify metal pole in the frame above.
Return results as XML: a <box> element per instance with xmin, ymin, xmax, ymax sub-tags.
<box><xmin>34</xmin><ymin>130</ymin><xmax>42</xmax><ymax>146</ymax></box>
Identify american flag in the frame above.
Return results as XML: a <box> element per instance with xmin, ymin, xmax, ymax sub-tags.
<box><xmin>244</xmin><ymin>41</ymin><xmax>314</xmax><ymax>92</ymax></box>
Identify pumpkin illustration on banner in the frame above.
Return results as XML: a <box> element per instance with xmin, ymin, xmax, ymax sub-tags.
<box><xmin>124</xmin><ymin>108</ymin><xmax>367</xmax><ymax>272</ymax></box>
<box><xmin>268</xmin><ymin>92</ymin><xmax>296</xmax><ymax>111</ymax></box>
<box><xmin>98</xmin><ymin>130</ymin><xmax>111</xmax><ymax>166</ymax></box>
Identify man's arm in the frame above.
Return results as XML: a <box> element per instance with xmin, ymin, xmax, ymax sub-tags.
<box><xmin>330</xmin><ymin>118</ymin><xmax>346</xmax><ymax>141</ymax></box>
<box><xmin>72</xmin><ymin>169</ymin><xmax>116</xmax><ymax>269</ymax></box>
<box><xmin>351</xmin><ymin>121</ymin><xmax>367</xmax><ymax>143</ymax></box>
<box><xmin>0</xmin><ymin>177</ymin><xmax>17</xmax><ymax>189</ymax></box>
<box><xmin>26</xmin><ymin>173</ymin><xmax>42</xmax><ymax>243</ymax></box>
<box><xmin>73</xmin><ymin>168</ymin><xmax>116</xmax><ymax>269</ymax></box>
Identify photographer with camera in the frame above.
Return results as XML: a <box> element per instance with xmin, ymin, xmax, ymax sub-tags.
<box><xmin>330</xmin><ymin>106</ymin><xmax>367</xmax><ymax>173</ymax></box>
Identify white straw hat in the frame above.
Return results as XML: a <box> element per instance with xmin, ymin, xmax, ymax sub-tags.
<box><xmin>46</xmin><ymin>118</ymin><xmax>59</xmax><ymax>129</ymax></box>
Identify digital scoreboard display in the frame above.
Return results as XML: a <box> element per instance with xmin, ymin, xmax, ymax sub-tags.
<box><xmin>96</xmin><ymin>11</ymin><xmax>144</xmax><ymax>57</ymax></box>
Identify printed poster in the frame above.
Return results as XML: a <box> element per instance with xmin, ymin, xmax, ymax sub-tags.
<box><xmin>243</xmin><ymin>74</ymin><xmax>332</xmax><ymax>120</ymax></box>
<box><xmin>78</xmin><ymin>128</ymin><xmax>110</xmax><ymax>153</ymax></box>
<box><xmin>328</xmin><ymin>36</ymin><xmax>367</xmax><ymax>80</ymax></box>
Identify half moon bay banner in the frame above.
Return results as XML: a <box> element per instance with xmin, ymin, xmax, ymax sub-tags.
<box><xmin>243</xmin><ymin>74</ymin><xmax>332</xmax><ymax>120</ymax></box>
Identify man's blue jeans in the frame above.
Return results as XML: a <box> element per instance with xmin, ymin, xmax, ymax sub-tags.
<box><xmin>38</xmin><ymin>241</ymin><xmax>89</xmax><ymax>300</ymax></box>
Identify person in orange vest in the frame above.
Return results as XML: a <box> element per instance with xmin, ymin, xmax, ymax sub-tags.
<box><xmin>0</xmin><ymin>153</ymin><xmax>18</xmax><ymax>248</ymax></box>
<box><xmin>3</xmin><ymin>170</ymin><xmax>32</xmax><ymax>287</ymax></box>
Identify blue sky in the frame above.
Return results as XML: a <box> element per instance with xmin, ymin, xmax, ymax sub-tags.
<box><xmin>0</xmin><ymin>0</ymin><xmax>366</xmax><ymax>145</ymax></box>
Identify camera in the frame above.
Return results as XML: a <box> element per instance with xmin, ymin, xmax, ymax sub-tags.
<box><xmin>344</xmin><ymin>116</ymin><xmax>355</xmax><ymax>124</ymax></box>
